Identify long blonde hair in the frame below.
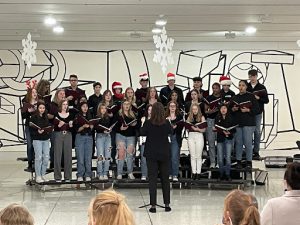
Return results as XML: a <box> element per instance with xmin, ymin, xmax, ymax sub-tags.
<box><xmin>119</xmin><ymin>101</ymin><xmax>136</xmax><ymax>119</ymax></box>
<box><xmin>89</xmin><ymin>190</ymin><xmax>135</xmax><ymax>225</ymax></box>
<box><xmin>187</xmin><ymin>103</ymin><xmax>202</xmax><ymax>123</ymax></box>
<box><xmin>0</xmin><ymin>203</ymin><xmax>34</xmax><ymax>225</ymax></box>
<box><xmin>124</xmin><ymin>87</ymin><xmax>136</xmax><ymax>105</ymax></box>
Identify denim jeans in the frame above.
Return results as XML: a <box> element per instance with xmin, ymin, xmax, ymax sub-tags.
<box><xmin>75</xmin><ymin>134</ymin><xmax>93</xmax><ymax>178</ymax></box>
<box><xmin>253</xmin><ymin>113</ymin><xmax>262</xmax><ymax>153</ymax></box>
<box><xmin>32</xmin><ymin>139</ymin><xmax>50</xmax><ymax>177</ymax></box>
<box><xmin>206</xmin><ymin>118</ymin><xmax>217</xmax><ymax>164</ymax></box>
<box><xmin>170</xmin><ymin>134</ymin><xmax>180</xmax><ymax>177</ymax></box>
<box><xmin>25</xmin><ymin>126</ymin><xmax>34</xmax><ymax>167</ymax></box>
<box><xmin>217</xmin><ymin>139</ymin><xmax>232</xmax><ymax>176</ymax></box>
<box><xmin>140</xmin><ymin>144</ymin><xmax>148</xmax><ymax>177</ymax></box>
<box><xmin>235</xmin><ymin>126</ymin><xmax>256</xmax><ymax>161</ymax></box>
<box><xmin>188</xmin><ymin>132</ymin><xmax>204</xmax><ymax>174</ymax></box>
<box><xmin>96</xmin><ymin>133</ymin><xmax>111</xmax><ymax>176</ymax></box>
<box><xmin>116</xmin><ymin>133</ymin><xmax>136</xmax><ymax>176</ymax></box>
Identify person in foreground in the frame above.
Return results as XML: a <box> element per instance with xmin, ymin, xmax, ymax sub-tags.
<box><xmin>0</xmin><ymin>203</ymin><xmax>34</xmax><ymax>225</ymax></box>
<box><xmin>260</xmin><ymin>162</ymin><xmax>300</xmax><ymax>225</ymax></box>
<box><xmin>140</xmin><ymin>102</ymin><xmax>173</xmax><ymax>213</ymax></box>
<box><xmin>88</xmin><ymin>189</ymin><xmax>135</xmax><ymax>225</ymax></box>
<box><xmin>221</xmin><ymin>189</ymin><xmax>260</xmax><ymax>225</ymax></box>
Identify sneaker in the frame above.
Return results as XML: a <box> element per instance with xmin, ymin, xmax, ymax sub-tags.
<box><xmin>55</xmin><ymin>179</ymin><xmax>62</xmax><ymax>183</ymax></box>
<box><xmin>65</xmin><ymin>179</ymin><xmax>71</xmax><ymax>183</ymax></box>
<box><xmin>192</xmin><ymin>173</ymin><xmax>196</xmax><ymax>180</ymax></box>
<box><xmin>41</xmin><ymin>176</ymin><xmax>48</xmax><ymax>182</ymax></box>
<box><xmin>252</xmin><ymin>152</ymin><xmax>261</xmax><ymax>160</ymax></box>
<box><xmin>77</xmin><ymin>177</ymin><xmax>83</xmax><ymax>182</ymax></box>
<box><xmin>98</xmin><ymin>175</ymin><xmax>104</xmax><ymax>180</ymax></box>
<box><xmin>117</xmin><ymin>175</ymin><xmax>122</xmax><ymax>180</ymax></box>
<box><xmin>36</xmin><ymin>176</ymin><xmax>43</xmax><ymax>183</ymax></box>
<box><xmin>173</xmin><ymin>176</ymin><xmax>178</xmax><ymax>182</ymax></box>
<box><xmin>128</xmin><ymin>173</ymin><xmax>135</xmax><ymax>180</ymax></box>
<box><xmin>85</xmin><ymin>177</ymin><xmax>91</xmax><ymax>182</ymax></box>
<box><xmin>236</xmin><ymin>161</ymin><xmax>243</xmax><ymax>169</ymax></box>
<box><xmin>210</xmin><ymin>162</ymin><xmax>216</xmax><ymax>168</ymax></box>
<box><xmin>141</xmin><ymin>176</ymin><xmax>147</xmax><ymax>181</ymax></box>
<box><xmin>196</xmin><ymin>174</ymin><xmax>201</xmax><ymax>180</ymax></box>
<box><xmin>169</xmin><ymin>175</ymin><xmax>172</xmax><ymax>180</ymax></box>
<box><xmin>103</xmin><ymin>175</ymin><xmax>108</xmax><ymax>180</ymax></box>
<box><xmin>215</xmin><ymin>164</ymin><xmax>219</xmax><ymax>169</ymax></box>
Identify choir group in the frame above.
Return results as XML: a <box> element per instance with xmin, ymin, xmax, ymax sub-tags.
<box><xmin>21</xmin><ymin>69</ymin><xmax>268</xmax><ymax>183</ymax></box>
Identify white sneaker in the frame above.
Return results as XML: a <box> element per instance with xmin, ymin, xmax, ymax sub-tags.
<box><xmin>117</xmin><ymin>175</ymin><xmax>122</xmax><ymax>180</ymax></box>
<box><xmin>141</xmin><ymin>176</ymin><xmax>147</xmax><ymax>181</ymax></box>
<box><xmin>55</xmin><ymin>179</ymin><xmax>62</xmax><ymax>183</ymax></box>
<box><xmin>85</xmin><ymin>177</ymin><xmax>91</xmax><ymax>182</ymax></box>
<box><xmin>42</xmin><ymin>176</ymin><xmax>48</xmax><ymax>182</ymax></box>
<box><xmin>36</xmin><ymin>176</ymin><xmax>43</xmax><ymax>183</ymax></box>
<box><xmin>210</xmin><ymin>163</ymin><xmax>216</xmax><ymax>168</ymax></box>
<box><xmin>103</xmin><ymin>175</ymin><xmax>108</xmax><ymax>180</ymax></box>
<box><xmin>65</xmin><ymin>179</ymin><xmax>70</xmax><ymax>183</ymax></box>
<box><xmin>128</xmin><ymin>173</ymin><xmax>135</xmax><ymax>180</ymax></box>
<box><xmin>173</xmin><ymin>176</ymin><xmax>178</xmax><ymax>182</ymax></box>
<box><xmin>169</xmin><ymin>175</ymin><xmax>172</xmax><ymax>180</ymax></box>
<box><xmin>77</xmin><ymin>177</ymin><xmax>83</xmax><ymax>182</ymax></box>
<box><xmin>215</xmin><ymin>164</ymin><xmax>219</xmax><ymax>169</ymax></box>
<box><xmin>98</xmin><ymin>175</ymin><xmax>104</xmax><ymax>180</ymax></box>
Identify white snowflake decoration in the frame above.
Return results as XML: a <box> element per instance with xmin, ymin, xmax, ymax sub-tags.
<box><xmin>153</xmin><ymin>26</ymin><xmax>174</xmax><ymax>73</ymax></box>
<box><xmin>22</xmin><ymin>32</ymin><xmax>37</xmax><ymax>69</ymax></box>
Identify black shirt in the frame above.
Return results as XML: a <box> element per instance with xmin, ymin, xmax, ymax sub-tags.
<box><xmin>88</xmin><ymin>93</ymin><xmax>103</xmax><ymax>116</ymax></box>
<box><xmin>220</xmin><ymin>89</ymin><xmax>235</xmax><ymax>104</ymax></box>
<box><xmin>185</xmin><ymin>88</ymin><xmax>209</xmax><ymax>102</ymax></box>
<box><xmin>205</xmin><ymin>94</ymin><xmax>222</xmax><ymax>119</ymax></box>
<box><xmin>214</xmin><ymin>114</ymin><xmax>236</xmax><ymax>142</ymax></box>
<box><xmin>29</xmin><ymin>114</ymin><xmax>51</xmax><ymax>140</ymax></box>
<box><xmin>74</xmin><ymin>113</ymin><xmax>93</xmax><ymax>135</ymax></box>
<box><xmin>21</xmin><ymin>102</ymin><xmax>37</xmax><ymax>126</ymax></box>
<box><xmin>94</xmin><ymin>116</ymin><xmax>111</xmax><ymax>134</ymax></box>
<box><xmin>159</xmin><ymin>85</ymin><xmax>184</xmax><ymax>106</ymax></box>
<box><xmin>53</xmin><ymin>113</ymin><xmax>74</xmax><ymax>132</ymax></box>
<box><xmin>115</xmin><ymin>115</ymin><xmax>137</xmax><ymax>137</ymax></box>
<box><xmin>135</xmin><ymin>87</ymin><xmax>149</xmax><ymax>106</ymax></box>
<box><xmin>247</xmin><ymin>82</ymin><xmax>269</xmax><ymax>114</ymax></box>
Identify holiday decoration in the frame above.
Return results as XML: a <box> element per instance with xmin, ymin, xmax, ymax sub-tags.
<box><xmin>21</xmin><ymin>33</ymin><xmax>37</xmax><ymax>69</ymax></box>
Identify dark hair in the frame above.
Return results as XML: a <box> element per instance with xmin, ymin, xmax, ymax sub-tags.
<box><xmin>239</xmin><ymin>80</ymin><xmax>248</xmax><ymax>86</ymax></box>
<box><xmin>146</xmin><ymin>87</ymin><xmax>159</xmax><ymax>102</ymax></box>
<box><xmin>36</xmin><ymin>79</ymin><xmax>50</xmax><ymax>96</ymax></box>
<box><xmin>79</xmin><ymin>101</ymin><xmax>88</xmax><ymax>113</ymax></box>
<box><xmin>93</xmin><ymin>82</ymin><xmax>102</xmax><ymax>88</ymax></box>
<box><xmin>144</xmin><ymin>104</ymin><xmax>152</xmax><ymax>118</ymax></box>
<box><xmin>69</xmin><ymin>74</ymin><xmax>78</xmax><ymax>79</ymax></box>
<box><xmin>248</xmin><ymin>69</ymin><xmax>258</xmax><ymax>76</ymax></box>
<box><xmin>165</xmin><ymin>101</ymin><xmax>180</xmax><ymax>117</ymax></box>
<box><xmin>97</xmin><ymin>103</ymin><xmax>109</xmax><ymax>119</ymax></box>
<box><xmin>212</xmin><ymin>82</ymin><xmax>221</xmax><ymax>88</ymax></box>
<box><xmin>284</xmin><ymin>162</ymin><xmax>300</xmax><ymax>190</ymax></box>
<box><xmin>58</xmin><ymin>99</ymin><xmax>69</xmax><ymax>113</ymax></box>
<box><xmin>193</xmin><ymin>77</ymin><xmax>202</xmax><ymax>82</ymax></box>
<box><xmin>35</xmin><ymin>100</ymin><xmax>48</xmax><ymax>119</ymax></box>
<box><xmin>150</xmin><ymin>102</ymin><xmax>166</xmax><ymax>126</ymax></box>
<box><xmin>217</xmin><ymin>104</ymin><xmax>229</xmax><ymax>117</ymax></box>
<box><xmin>101</xmin><ymin>90</ymin><xmax>113</xmax><ymax>105</ymax></box>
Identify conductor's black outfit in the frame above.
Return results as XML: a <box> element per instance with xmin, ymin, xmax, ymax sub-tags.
<box><xmin>140</xmin><ymin>120</ymin><xmax>173</xmax><ymax>206</ymax></box>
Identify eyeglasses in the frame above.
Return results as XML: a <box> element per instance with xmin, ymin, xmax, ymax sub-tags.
<box><xmin>70</xmin><ymin>79</ymin><xmax>77</xmax><ymax>82</ymax></box>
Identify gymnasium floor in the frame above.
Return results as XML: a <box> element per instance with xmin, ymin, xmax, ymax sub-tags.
<box><xmin>0</xmin><ymin>131</ymin><xmax>299</xmax><ymax>225</ymax></box>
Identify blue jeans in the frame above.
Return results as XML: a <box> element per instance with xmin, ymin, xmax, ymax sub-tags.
<box><xmin>235</xmin><ymin>126</ymin><xmax>256</xmax><ymax>161</ymax></box>
<box><xmin>253</xmin><ymin>113</ymin><xmax>262</xmax><ymax>153</ymax></box>
<box><xmin>75</xmin><ymin>134</ymin><xmax>93</xmax><ymax>178</ymax></box>
<box><xmin>116</xmin><ymin>133</ymin><xmax>135</xmax><ymax>176</ymax></box>
<box><xmin>96</xmin><ymin>133</ymin><xmax>111</xmax><ymax>176</ymax></box>
<box><xmin>25</xmin><ymin>126</ymin><xmax>34</xmax><ymax>166</ymax></box>
<box><xmin>170</xmin><ymin>134</ymin><xmax>180</xmax><ymax>177</ymax></box>
<box><xmin>206</xmin><ymin>118</ymin><xmax>217</xmax><ymax>164</ymax></box>
<box><xmin>217</xmin><ymin>139</ymin><xmax>232</xmax><ymax>176</ymax></box>
<box><xmin>32</xmin><ymin>140</ymin><xmax>50</xmax><ymax>177</ymax></box>
<box><xmin>140</xmin><ymin>144</ymin><xmax>148</xmax><ymax>177</ymax></box>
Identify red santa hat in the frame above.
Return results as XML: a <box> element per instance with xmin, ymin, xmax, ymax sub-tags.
<box><xmin>139</xmin><ymin>73</ymin><xmax>149</xmax><ymax>81</ymax></box>
<box><xmin>112</xmin><ymin>81</ymin><xmax>122</xmax><ymax>90</ymax></box>
<box><xmin>219</xmin><ymin>75</ymin><xmax>232</xmax><ymax>86</ymax></box>
<box><xmin>167</xmin><ymin>72</ymin><xmax>175</xmax><ymax>81</ymax></box>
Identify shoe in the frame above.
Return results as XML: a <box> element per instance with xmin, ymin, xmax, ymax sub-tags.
<box><xmin>103</xmin><ymin>175</ymin><xmax>108</xmax><ymax>180</ymax></box>
<box><xmin>41</xmin><ymin>176</ymin><xmax>48</xmax><ymax>182</ymax></box>
<box><xmin>196</xmin><ymin>174</ymin><xmax>201</xmax><ymax>180</ymax></box>
<box><xmin>77</xmin><ymin>177</ymin><xmax>83</xmax><ymax>182</ymax></box>
<box><xmin>225</xmin><ymin>175</ymin><xmax>232</xmax><ymax>181</ymax></box>
<box><xmin>55</xmin><ymin>179</ymin><xmax>62</xmax><ymax>183</ymax></box>
<box><xmin>117</xmin><ymin>175</ymin><xmax>122</xmax><ymax>180</ymax></box>
<box><xmin>141</xmin><ymin>176</ymin><xmax>147</xmax><ymax>181</ymax></box>
<box><xmin>85</xmin><ymin>177</ymin><xmax>91</xmax><ymax>182</ymax></box>
<box><xmin>128</xmin><ymin>173</ymin><xmax>135</xmax><ymax>180</ymax></box>
<box><xmin>252</xmin><ymin>152</ymin><xmax>261</xmax><ymax>160</ymax></box>
<box><xmin>165</xmin><ymin>205</ymin><xmax>171</xmax><ymax>212</ymax></box>
<box><xmin>236</xmin><ymin>161</ymin><xmax>243</xmax><ymax>169</ymax></box>
<box><xmin>173</xmin><ymin>176</ymin><xmax>178</xmax><ymax>182</ymax></box>
<box><xmin>215</xmin><ymin>164</ymin><xmax>219</xmax><ymax>169</ymax></box>
<box><xmin>169</xmin><ymin>175</ymin><xmax>172</xmax><ymax>180</ymax></box>
<box><xmin>192</xmin><ymin>173</ymin><xmax>196</xmax><ymax>180</ymax></box>
<box><xmin>98</xmin><ymin>175</ymin><xmax>104</xmax><ymax>180</ymax></box>
<box><xmin>65</xmin><ymin>179</ymin><xmax>71</xmax><ymax>183</ymax></box>
<box><xmin>246</xmin><ymin>161</ymin><xmax>252</xmax><ymax>170</ymax></box>
<box><xmin>210</xmin><ymin>162</ymin><xmax>216</xmax><ymax>168</ymax></box>
<box><xmin>149</xmin><ymin>207</ymin><xmax>156</xmax><ymax>213</ymax></box>
<box><xmin>36</xmin><ymin>176</ymin><xmax>43</xmax><ymax>183</ymax></box>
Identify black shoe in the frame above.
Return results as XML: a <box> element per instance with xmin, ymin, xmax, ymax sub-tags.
<box><xmin>225</xmin><ymin>175</ymin><xmax>232</xmax><ymax>181</ymax></box>
<box><xmin>252</xmin><ymin>152</ymin><xmax>261</xmax><ymax>160</ymax></box>
<box><xmin>196</xmin><ymin>174</ymin><xmax>201</xmax><ymax>180</ymax></box>
<box><xmin>192</xmin><ymin>173</ymin><xmax>196</xmax><ymax>180</ymax></box>
<box><xmin>246</xmin><ymin>161</ymin><xmax>252</xmax><ymax>170</ymax></box>
<box><xmin>149</xmin><ymin>207</ymin><xmax>156</xmax><ymax>213</ymax></box>
<box><xmin>165</xmin><ymin>205</ymin><xmax>171</xmax><ymax>212</ymax></box>
<box><xmin>236</xmin><ymin>161</ymin><xmax>243</xmax><ymax>169</ymax></box>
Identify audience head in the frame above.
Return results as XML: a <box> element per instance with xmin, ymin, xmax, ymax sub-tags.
<box><xmin>0</xmin><ymin>203</ymin><xmax>34</xmax><ymax>225</ymax></box>
<box><xmin>223</xmin><ymin>190</ymin><xmax>260</xmax><ymax>225</ymax></box>
<box><xmin>150</xmin><ymin>102</ymin><xmax>166</xmax><ymax>126</ymax></box>
<box><xmin>192</xmin><ymin>77</ymin><xmax>202</xmax><ymax>89</ymax></box>
<box><xmin>284</xmin><ymin>162</ymin><xmax>300</xmax><ymax>190</ymax></box>
<box><xmin>88</xmin><ymin>190</ymin><xmax>135</xmax><ymax>225</ymax></box>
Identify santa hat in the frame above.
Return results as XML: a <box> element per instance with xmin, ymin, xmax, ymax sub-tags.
<box><xmin>219</xmin><ymin>75</ymin><xmax>232</xmax><ymax>86</ymax></box>
<box><xmin>112</xmin><ymin>81</ymin><xmax>122</xmax><ymax>90</ymax></box>
<box><xmin>139</xmin><ymin>73</ymin><xmax>149</xmax><ymax>81</ymax></box>
<box><xmin>167</xmin><ymin>72</ymin><xmax>175</xmax><ymax>81</ymax></box>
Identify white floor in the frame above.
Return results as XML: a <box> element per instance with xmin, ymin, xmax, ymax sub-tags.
<box><xmin>0</xmin><ymin>148</ymin><xmax>297</xmax><ymax>225</ymax></box>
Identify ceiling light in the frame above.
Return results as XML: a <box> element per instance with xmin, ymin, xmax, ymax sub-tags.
<box><xmin>155</xmin><ymin>19</ymin><xmax>167</xmax><ymax>26</ymax></box>
<box><xmin>245</xmin><ymin>26</ymin><xmax>257</xmax><ymax>34</ymax></box>
<box><xmin>53</xmin><ymin>25</ymin><xmax>64</xmax><ymax>34</ymax></box>
<box><xmin>44</xmin><ymin>17</ymin><xmax>56</xmax><ymax>26</ymax></box>
<box><xmin>152</xmin><ymin>28</ymin><xmax>162</xmax><ymax>34</ymax></box>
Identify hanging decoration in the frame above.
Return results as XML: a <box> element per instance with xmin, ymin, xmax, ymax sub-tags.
<box><xmin>21</xmin><ymin>32</ymin><xmax>37</xmax><ymax>69</ymax></box>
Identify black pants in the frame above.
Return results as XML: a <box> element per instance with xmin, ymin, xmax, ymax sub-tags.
<box><xmin>147</xmin><ymin>159</ymin><xmax>170</xmax><ymax>206</ymax></box>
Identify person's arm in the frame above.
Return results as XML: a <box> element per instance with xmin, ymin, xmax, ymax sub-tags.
<box><xmin>260</xmin><ymin>200</ymin><xmax>273</xmax><ymax>225</ymax></box>
<box><xmin>258</xmin><ymin>86</ymin><xmax>269</xmax><ymax>104</ymax></box>
<box><xmin>249</xmin><ymin>95</ymin><xmax>260</xmax><ymax>116</ymax></box>
<box><xmin>140</xmin><ymin>119</ymin><xmax>148</xmax><ymax>136</ymax></box>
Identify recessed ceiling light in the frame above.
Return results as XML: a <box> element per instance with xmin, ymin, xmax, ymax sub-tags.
<box><xmin>53</xmin><ymin>25</ymin><xmax>64</xmax><ymax>34</ymax></box>
<box><xmin>155</xmin><ymin>19</ymin><xmax>167</xmax><ymax>26</ymax></box>
<box><xmin>245</xmin><ymin>26</ymin><xmax>257</xmax><ymax>34</ymax></box>
<box><xmin>152</xmin><ymin>28</ymin><xmax>162</xmax><ymax>34</ymax></box>
<box><xmin>44</xmin><ymin>17</ymin><xmax>56</xmax><ymax>26</ymax></box>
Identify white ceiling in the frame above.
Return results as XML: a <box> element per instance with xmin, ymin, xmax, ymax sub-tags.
<box><xmin>1</xmin><ymin>0</ymin><xmax>300</xmax><ymax>48</ymax></box>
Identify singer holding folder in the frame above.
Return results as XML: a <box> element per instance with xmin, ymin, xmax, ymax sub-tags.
<box><xmin>140</xmin><ymin>102</ymin><xmax>173</xmax><ymax>213</ymax></box>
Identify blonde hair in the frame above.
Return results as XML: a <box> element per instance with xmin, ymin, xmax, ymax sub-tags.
<box><xmin>52</xmin><ymin>89</ymin><xmax>65</xmax><ymax>104</ymax></box>
<box><xmin>224</xmin><ymin>190</ymin><xmax>260</xmax><ymax>225</ymax></box>
<box><xmin>187</xmin><ymin>103</ymin><xmax>202</xmax><ymax>123</ymax></box>
<box><xmin>119</xmin><ymin>101</ymin><xmax>136</xmax><ymax>119</ymax></box>
<box><xmin>124</xmin><ymin>87</ymin><xmax>136</xmax><ymax>105</ymax></box>
<box><xmin>0</xmin><ymin>204</ymin><xmax>34</xmax><ymax>225</ymax></box>
<box><xmin>89</xmin><ymin>190</ymin><xmax>135</xmax><ymax>225</ymax></box>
